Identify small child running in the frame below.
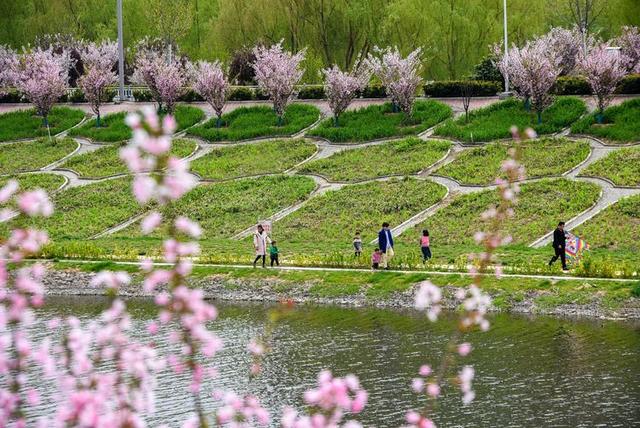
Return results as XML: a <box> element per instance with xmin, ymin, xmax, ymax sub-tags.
<box><xmin>371</xmin><ymin>248</ymin><xmax>382</xmax><ymax>270</ymax></box>
<box><xmin>420</xmin><ymin>229</ymin><xmax>432</xmax><ymax>262</ymax></box>
<box><xmin>270</xmin><ymin>241</ymin><xmax>280</xmax><ymax>267</ymax></box>
<box><xmin>353</xmin><ymin>231</ymin><xmax>363</xmax><ymax>257</ymax></box>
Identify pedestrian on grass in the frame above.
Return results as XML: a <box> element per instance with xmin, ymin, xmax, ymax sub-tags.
<box><xmin>378</xmin><ymin>222</ymin><xmax>394</xmax><ymax>270</ymax></box>
<box><xmin>252</xmin><ymin>224</ymin><xmax>270</xmax><ymax>268</ymax></box>
<box><xmin>548</xmin><ymin>221</ymin><xmax>568</xmax><ymax>271</ymax></box>
<box><xmin>420</xmin><ymin>229</ymin><xmax>432</xmax><ymax>262</ymax></box>
<box><xmin>270</xmin><ymin>240</ymin><xmax>280</xmax><ymax>267</ymax></box>
<box><xmin>353</xmin><ymin>231</ymin><xmax>363</xmax><ymax>257</ymax></box>
<box><xmin>371</xmin><ymin>248</ymin><xmax>382</xmax><ymax>270</ymax></box>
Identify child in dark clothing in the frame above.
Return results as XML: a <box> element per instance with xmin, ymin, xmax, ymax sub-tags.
<box><xmin>353</xmin><ymin>231</ymin><xmax>363</xmax><ymax>257</ymax></box>
<box><xmin>270</xmin><ymin>241</ymin><xmax>280</xmax><ymax>267</ymax></box>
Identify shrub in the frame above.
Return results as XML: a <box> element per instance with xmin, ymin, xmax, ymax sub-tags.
<box><xmin>552</xmin><ymin>76</ymin><xmax>591</xmax><ymax>95</ymax></box>
<box><xmin>424</xmin><ymin>80</ymin><xmax>502</xmax><ymax>97</ymax></box>
<box><xmin>472</xmin><ymin>55</ymin><xmax>504</xmax><ymax>83</ymax></box>
<box><xmin>358</xmin><ymin>84</ymin><xmax>386</xmax><ymax>98</ymax></box>
<box><xmin>179</xmin><ymin>88</ymin><xmax>205</xmax><ymax>102</ymax></box>
<box><xmin>631</xmin><ymin>282</ymin><xmax>640</xmax><ymax>298</ymax></box>
<box><xmin>298</xmin><ymin>85</ymin><xmax>326</xmax><ymax>99</ymax></box>
<box><xmin>0</xmin><ymin>89</ymin><xmax>26</xmax><ymax>103</ymax></box>
<box><xmin>132</xmin><ymin>88</ymin><xmax>153</xmax><ymax>102</ymax></box>
<box><xmin>228</xmin><ymin>87</ymin><xmax>255</xmax><ymax>101</ymax></box>
<box><xmin>615</xmin><ymin>74</ymin><xmax>640</xmax><ymax>94</ymax></box>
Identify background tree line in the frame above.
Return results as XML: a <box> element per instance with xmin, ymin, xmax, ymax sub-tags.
<box><xmin>1</xmin><ymin>0</ymin><xmax>639</xmax><ymax>82</ymax></box>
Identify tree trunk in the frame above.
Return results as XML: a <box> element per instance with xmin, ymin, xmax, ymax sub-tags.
<box><xmin>96</xmin><ymin>113</ymin><xmax>101</xmax><ymax>128</ymax></box>
<box><xmin>216</xmin><ymin>114</ymin><xmax>222</xmax><ymax>128</ymax></box>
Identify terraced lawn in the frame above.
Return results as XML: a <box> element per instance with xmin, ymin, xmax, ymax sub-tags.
<box><xmin>60</xmin><ymin>139</ymin><xmax>197</xmax><ymax>178</ymax></box>
<box><xmin>191</xmin><ymin>139</ymin><xmax>316</xmax><ymax>180</ymax></box>
<box><xmin>276</xmin><ymin>178</ymin><xmax>447</xmax><ymax>245</ymax></box>
<box><xmin>115</xmin><ymin>175</ymin><xmax>316</xmax><ymax>239</ymax></box>
<box><xmin>573</xmin><ymin>194</ymin><xmax>640</xmax><ymax>251</ymax></box>
<box><xmin>435</xmin><ymin>97</ymin><xmax>586</xmax><ymax>143</ymax></box>
<box><xmin>0</xmin><ymin>177</ymin><xmax>142</xmax><ymax>240</ymax></box>
<box><xmin>307</xmin><ymin>101</ymin><xmax>452</xmax><ymax>143</ymax></box>
<box><xmin>580</xmin><ymin>146</ymin><xmax>640</xmax><ymax>186</ymax></box>
<box><xmin>571</xmin><ymin>98</ymin><xmax>640</xmax><ymax>143</ymax></box>
<box><xmin>69</xmin><ymin>106</ymin><xmax>205</xmax><ymax>142</ymax></box>
<box><xmin>0</xmin><ymin>107</ymin><xmax>86</xmax><ymax>142</ymax></box>
<box><xmin>188</xmin><ymin>104</ymin><xmax>320</xmax><ymax>142</ymax></box>
<box><xmin>0</xmin><ymin>173</ymin><xmax>66</xmax><ymax>193</ymax></box>
<box><xmin>300</xmin><ymin>138</ymin><xmax>451</xmax><ymax>182</ymax></box>
<box><xmin>403</xmin><ymin>179</ymin><xmax>601</xmax><ymax>246</ymax></box>
<box><xmin>436</xmin><ymin>138</ymin><xmax>590</xmax><ymax>185</ymax></box>
<box><xmin>0</xmin><ymin>137</ymin><xmax>78</xmax><ymax>174</ymax></box>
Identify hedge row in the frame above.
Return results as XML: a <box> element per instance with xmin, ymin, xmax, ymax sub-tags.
<box><xmin>2</xmin><ymin>76</ymin><xmax>639</xmax><ymax>103</ymax></box>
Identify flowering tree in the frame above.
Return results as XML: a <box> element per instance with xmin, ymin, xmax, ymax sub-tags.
<box><xmin>192</xmin><ymin>60</ymin><xmax>230</xmax><ymax>128</ymax></box>
<box><xmin>132</xmin><ymin>51</ymin><xmax>190</xmax><ymax>114</ymax></box>
<box><xmin>13</xmin><ymin>48</ymin><xmax>70</xmax><ymax>127</ymax></box>
<box><xmin>322</xmin><ymin>63</ymin><xmax>370</xmax><ymax>126</ymax></box>
<box><xmin>0</xmin><ymin>45</ymin><xmax>17</xmax><ymax>97</ymax></box>
<box><xmin>614</xmin><ymin>26</ymin><xmax>640</xmax><ymax>73</ymax></box>
<box><xmin>578</xmin><ymin>45</ymin><xmax>627</xmax><ymax>122</ymax></box>
<box><xmin>252</xmin><ymin>42</ymin><xmax>306</xmax><ymax>125</ymax></box>
<box><xmin>366</xmin><ymin>46</ymin><xmax>423</xmax><ymax>119</ymax></box>
<box><xmin>77</xmin><ymin>40</ymin><xmax>118</xmax><ymax>127</ymax></box>
<box><xmin>542</xmin><ymin>26</ymin><xmax>595</xmax><ymax>75</ymax></box>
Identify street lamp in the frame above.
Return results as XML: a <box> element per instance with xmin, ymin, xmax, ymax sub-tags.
<box><xmin>117</xmin><ymin>0</ymin><xmax>126</xmax><ymax>102</ymax></box>
<box><xmin>501</xmin><ymin>0</ymin><xmax>511</xmax><ymax>97</ymax></box>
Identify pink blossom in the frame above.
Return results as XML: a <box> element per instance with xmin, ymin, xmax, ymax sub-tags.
<box><xmin>323</xmin><ymin>64</ymin><xmax>370</xmax><ymax>125</ymax></box>
<box><xmin>419</xmin><ymin>365</ymin><xmax>432</xmax><ymax>377</ymax></box>
<box><xmin>458</xmin><ymin>343</ymin><xmax>472</xmax><ymax>357</ymax></box>
<box><xmin>17</xmin><ymin>190</ymin><xmax>53</xmax><ymax>217</ymax></box>
<box><xmin>77</xmin><ymin>41</ymin><xmax>118</xmax><ymax>125</ymax></box>
<box><xmin>613</xmin><ymin>26</ymin><xmax>640</xmax><ymax>73</ymax></box>
<box><xmin>90</xmin><ymin>271</ymin><xmax>131</xmax><ymax>291</ymax></box>
<box><xmin>578</xmin><ymin>44</ymin><xmax>627</xmax><ymax>116</ymax></box>
<box><xmin>132</xmin><ymin>50</ymin><xmax>190</xmax><ymax>114</ymax></box>
<box><xmin>191</xmin><ymin>60</ymin><xmax>229</xmax><ymax>125</ymax></box>
<box><xmin>175</xmin><ymin>216</ymin><xmax>202</xmax><ymax>238</ymax></box>
<box><xmin>414</xmin><ymin>281</ymin><xmax>442</xmax><ymax>321</ymax></box>
<box><xmin>141</xmin><ymin>211</ymin><xmax>162</xmax><ymax>234</ymax></box>
<box><xmin>411</xmin><ymin>378</ymin><xmax>424</xmax><ymax>393</ymax></box>
<box><xmin>426</xmin><ymin>383</ymin><xmax>440</xmax><ymax>398</ymax></box>
<box><xmin>0</xmin><ymin>180</ymin><xmax>18</xmax><ymax>203</ymax></box>
<box><xmin>0</xmin><ymin>45</ymin><xmax>18</xmax><ymax>97</ymax></box>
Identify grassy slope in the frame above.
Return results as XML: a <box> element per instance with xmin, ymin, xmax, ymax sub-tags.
<box><xmin>60</xmin><ymin>139</ymin><xmax>197</xmax><ymax>178</ymax></box>
<box><xmin>580</xmin><ymin>146</ymin><xmax>640</xmax><ymax>186</ymax></box>
<box><xmin>276</xmin><ymin>178</ymin><xmax>448</xmax><ymax>245</ymax></box>
<box><xmin>300</xmin><ymin>138</ymin><xmax>451</xmax><ymax>182</ymax></box>
<box><xmin>191</xmin><ymin>139</ymin><xmax>316</xmax><ymax>180</ymax></box>
<box><xmin>0</xmin><ymin>107</ymin><xmax>86</xmax><ymax>142</ymax></box>
<box><xmin>571</xmin><ymin>98</ymin><xmax>640</xmax><ymax>143</ymax></box>
<box><xmin>0</xmin><ymin>137</ymin><xmax>77</xmax><ymax>174</ymax></box>
<box><xmin>114</xmin><ymin>175</ymin><xmax>317</xmax><ymax>239</ymax></box>
<box><xmin>435</xmin><ymin>97</ymin><xmax>586</xmax><ymax>142</ymax></box>
<box><xmin>188</xmin><ymin>104</ymin><xmax>319</xmax><ymax>142</ymax></box>
<box><xmin>436</xmin><ymin>138</ymin><xmax>590</xmax><ymax>185</ymax></box>
<box><xmin>307</xmin><ymin>101</ymin><xmax>452</xmax><ymax>143</ymax></box>
<box><xmin>69</xmin><ymin>106</ymin><xmax>205</xmax><ymax>142</ymax></box>
<box><xmin>402</xmin><ymin>179</ymin><xmax>601</xmax><ymax>246</ymax></box>
<box><xmin>0</xmin><ymin>173</ymin><xmax>66</xmax><ymax>193</ymax></box>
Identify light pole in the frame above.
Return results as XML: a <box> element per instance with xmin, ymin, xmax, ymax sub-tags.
<box><xmin>502</xmin><ymin>0</ymin><xmax>510</xmax><ymax>95</ymax></box>
<box><xmin>117</xmin><ymin>0</ymin><xmax>126</xmax><ymax>102</ymax></box>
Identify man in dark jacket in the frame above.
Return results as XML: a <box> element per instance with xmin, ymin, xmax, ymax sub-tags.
<box><xmin>548</xmin><ymin>221</ymin><xmax>568</xmax><ymax>270</ymax></box>
<box><xmin>378</xmin><ymin>222</ymin><xmax>394</xmax><ymax>269</ymax></box>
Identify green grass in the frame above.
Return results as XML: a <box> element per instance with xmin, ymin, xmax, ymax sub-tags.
<box><xmin>59</xmin><ymin>139</ymin><xmax>197</xmax><ymax>178</ymax></box>
<box><xmin>69</xmin><ymin>106</ymin><xmax>205</xmax><ymax>142</ymax></box>
<box><xmin>114</xmin><ymin>175</ymin><xmax>316</xmax><ymax>239</ymax></box>
<box><xmin>580</xmin><ymin>146</ymin><xmax>640</xmax><ymax>186</ymax></box>
<box><xmin>276</xmin><ymin>178</ymin><xmax>447</xmax><ymax>245</ymax></box>
<box><xmin>571</xmin><ymin>98</ymin><xmax>640</xmax><ymax>143</ymax></box>
<box><xmin>573</xmin><ymin>194</ymin><xmax>640</xmax><ymax>251</ymax></box>
<box><xmin>191</xmin><ymin>139</ymin><xmax>316</xmax><ymax>180</ymax></box>
<box><xmin>0</xmin><ymin>137</ymin><xmax>78</xmax><ymax>174</ymax></box>
<box><xmin>0</xmin><ymin>107</ymin><xmax>85</xmax><ymax>142</ymax></box>
<box><xmin>435</xmin><ymin>97</ymin><xmax>587</xmax><ymax>142</ymax></box>
<box><xmin>307</xmin><ymin>101</ymin><xmax>452</xmax><ymax>143</ymax></box>
<box><xmin>402</xmin><ymin>179</ymin><xmax>601</xmax><ymax>246</ymax></box>
<box><xmin>187</xmin><ymin>104</ymin><xmax>320</xmax><ymax>142</ymax></box>
<box><xmin>300</xmin><ymin>138</ymin><xmax>451</xmax><ymax>182</ymax></box>
<box><xmin>0</xmin><ymin>177</ymin><xmax>143</xmax><ymax>240</ymax></box>
<box><xmin>436</xmin><ymin>137</ymin><xmax>590</xmax><ymax>185</ymax></box>
<box><xmin>0</xmin><ymin>173</ymin><xmax>66</xmax><ymax>193</ymax></box>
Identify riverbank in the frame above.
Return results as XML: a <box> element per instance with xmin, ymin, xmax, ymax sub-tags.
<box><xmin>43</xmin><ymin>261</ymin><xmax>640</xmax><ymax>321</ymax></box>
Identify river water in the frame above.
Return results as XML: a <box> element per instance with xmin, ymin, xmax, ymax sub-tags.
<box><xmin>25</xmin><ymin>297</ymin><xmax>640</xmax><ymax>427</ymax></box>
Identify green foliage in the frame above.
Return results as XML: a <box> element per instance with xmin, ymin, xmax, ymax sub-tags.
<box><xmin>69</xmin><ymin>105</ymin><xmax>205</xmax><ymax>142</ymax></box>
<box><xmin>0</xmin><ymin>137</ymin><xmax>77</xmax><ymax>174</ymax></box>
<box><xmin>298</xmin><ymin>86</ymin><xmax>326</xmax><ymax>99</ymax></box>
<box><xmin>437</xmin><ymin>138</ymin><xmax>591</xmax><ymax>185</ymax></box>
<box><xmin>615</xmin><ymin>74</ymin><xmax>640</xmax><ymax>94</ymax></box>
<box><xmin>631</xmin><ymin>282</ymin><xmax>640</xmax><ymax>298</ymax></box>
<box><xmin>188</xmin><ymin>104</ymin><xmax>320</xmax><ymax>142</ymax></box>
<box><xmin>0</xmin><ymin>107</ymin><xmax>85</xmax><ymax>142</ymax></box>
<box><xmin>571</xmin><ymin>98</ymin><xmax>640</xmax><ymax>143</ymax></box>
<box><xmin>276</xmin><ymin>178</ymin><xmax>447</xmax><ymax>245</ymax></box>
<box><xmin>301</xmin><ymin>138</ymin><xmax>451</xmax><ymax>182</ymax></box>
<box><xmin>308</xmin><ymin>101</ymin><xmax>452</xmax><ymax>143</ymax></box>
<box><xmin>404</xmin><ymin>179</ymin><xmax>601</xmax><ymax>246</ymax></box>
<box><xmin>551</xmin><ymin>76</ymin><xmax>591</xmax><ymax>95</ymax></box>
<box><xmin>435</xmin><ymin>97</ymin><xmax>587</xmax><ymax>142</ymax></box>
<box><xmin>228</xmin><ymin>87</ymin><xmax>255</xmax><ymax>101</ymax></box>
<box><xmin>424</xmin><ymin>80</ymin><xmax>502</xmax><ymax>97</ymax></box>
<box><xmin>60</xmin><ymin>139</ymin><xmax>197</xmax><ymax>178</ymax></box>
<box><xmin>574</xmin><ymin>194</ymin><xmax>640</xmax><ymax>251</ymax></box>
<box><xmin>0</xmin><ymin>173</ymin><xmax>66</xmax><ymax>193</ymax></box>
<box><xmin>581</xmin><ymin>146</ymin><xmax>640</xmax><ymax>186</ymax></box>
<box><xmin>472</xmin><ymin>56</ymin><xmax>504</xmax><ymax>83</ymax></box>
<box><xmin>116</xmin><ymin>175</ymin><xmax>316</xmax><ymax>239</ymax></box>
<box><xmin>358</xmin><ymin>85</ymin><xmax>387</xmax><ymax>98</ymax></box>
<box><xmin>191</xmin><ymin>139</ymin><xmax>316</xmax><ymax>180</ymax></box>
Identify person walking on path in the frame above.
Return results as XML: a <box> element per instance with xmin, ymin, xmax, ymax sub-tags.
<box><xmin>548</xmin><ymin>221</ymin><xmax>568</xmax><ymax>271</ymax></box>
<box><xmin>353</xmin><ymin>232</ymin><xmax>363</xmax><ymax>257</ymax></box>
<box><xmin>378</xmin><ymin>222</ymin><xmax>395</xmax><ymax>270</ymax></box>
<box><xmin>270</xmin><ymin>241</ymin><xmax>280</xmax><ymax>267</ymax></box>
<box><xmin>420</xmin><ymin>229</ymin><xmax>432</xmax><ymax>262</ymax></box>
<box><xmin>253</xmin><ymin>224</ymin><xmax>270</xmax><ymax>268</ymax></box>
<box><xmin>371</xmin><ymin>248</ymin><xmax>381</xmax><ymax>270</ymax></box>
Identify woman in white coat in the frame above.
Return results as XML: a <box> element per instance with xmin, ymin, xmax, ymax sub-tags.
<box><xmin>252</xmin><ymin>224</ymin><xmax>271</xmax><ymax>268</ymax></box>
